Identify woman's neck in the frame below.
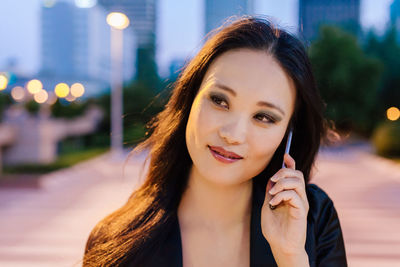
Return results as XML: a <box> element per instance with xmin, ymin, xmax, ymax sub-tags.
<box><xmin>178</xmin><ymin>165</ymin><xmax>253</xmax><ymax>230</ymax></box>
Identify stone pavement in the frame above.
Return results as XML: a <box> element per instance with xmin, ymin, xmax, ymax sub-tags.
<box><xmin>0</xmin><ymin>151</ymin><xmax>148</xmax><ymax>267</ymax></box>
<box><xmin>0</xmin><ymin>147</ymin><xmax>399</xmax><ymax>267</ymax></box>
<box><xmin>313</xmin><ymin>148</ymin><xmax>400</xmax><ymax>267</ymax></box>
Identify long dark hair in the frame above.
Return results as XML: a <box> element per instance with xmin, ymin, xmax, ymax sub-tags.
<box><xmin>83</xmin><ymin>16</ymin><xmax>328</xmax><ymax>266</ymax></box>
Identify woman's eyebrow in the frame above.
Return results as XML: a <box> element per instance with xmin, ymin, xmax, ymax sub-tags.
<box><xmin>214</xmin><ymin>82</ymin><xmax>286</xmax><ymax>116</ymax></box>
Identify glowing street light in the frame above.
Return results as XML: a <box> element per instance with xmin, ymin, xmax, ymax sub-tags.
<box><xmin>0</xmin><ymin>74</ymin><xmax>8</xmax><ymax>90</ymax></box>
<box><xmin>27</xmin><ymin>79</ymin><xmax>43</xmax><ymax>94</ymax></box>
<box><xmin>387</xmin><ymin>107</ymin><xmax>400</xmax><ymax>121</ymax></box>
<box><xmin>107</xmin><ymin>12</ymin><xmax>130</xmax><ymax>158</ymax></box>
<box><xmin>106</xmin><ymin>12</ymin><xmax>130</xmax><ymax>30</ymax></box>
<box><xmin>54</xmin><ymin>83</ymin><xmax>69</xmax><ymax>98</ymax></box>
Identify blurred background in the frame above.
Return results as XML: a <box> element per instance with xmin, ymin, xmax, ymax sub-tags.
<box><xmin>0</xmin><ymin>0</ymin><xmax>399</xmax><ymax>266</ymax></box>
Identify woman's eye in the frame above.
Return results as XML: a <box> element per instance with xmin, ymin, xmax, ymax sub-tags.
<box><xmin>255</xmin><ymin>113</ymin><xmax>276</xmax><ymax>124</ymax></box>
<box><xmin>210</xmin><ymin>95</ymin><xmax>229</xmax><ymax>108</ymax></box>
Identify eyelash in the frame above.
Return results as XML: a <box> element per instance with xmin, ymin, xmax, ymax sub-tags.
<box><xmin>209</xmin><ymin>94</ymin><xmax>277</xmax><ymax>124</ymax></box>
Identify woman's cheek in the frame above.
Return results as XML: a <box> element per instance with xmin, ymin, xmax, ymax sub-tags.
<box><xmin>198</xmin><ymin>101</ymin><xmax>224</xmax><ymax>131</ymax></box>
<box><xmin>249</xmin><ymin>130</ymin><xmax>283</xmax><ymax>166</ymax></box>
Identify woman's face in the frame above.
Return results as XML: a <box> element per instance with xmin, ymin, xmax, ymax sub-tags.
<box><xmin>185</xmin><ymin>48</ymin><xmax>296</xmax><ymax>186</ymax></box>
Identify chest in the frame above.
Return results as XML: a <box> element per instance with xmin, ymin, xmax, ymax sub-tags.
<box><xmin>180</xmin><ymin>226</ymin><xmax>250</xmax><ymax>267</ymax></box>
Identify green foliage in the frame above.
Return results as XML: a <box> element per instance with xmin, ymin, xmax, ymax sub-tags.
<box><xmin>50</xmin><ymin>98</ymin><xmax>88</xmax><ymax>118</ymax></box>
<box><xmin>0</xmin><ymin>92</ymin><xmax>11</xmax><ymax>120</ymax></box>
<box><xmin>123</xmin><ymin>122</ymin><xmax>147</xmax><ymax>147</ymax></box>
<box><xmin>309</xmin><ymin>26</ymin><xmax>383</xmax><ymax>136</ymax></box>
<box><xmin>3</xmin><ymin>147</ymin><xmax>108</xmax><ymax>174</ymax></box>
<box><xmin>135</xmin><ymin>46</ymin><xmax>160</xmax><ymax>90</ymax></box>
<box><xmin>371</xmin><ymin>120</ymin><xmax>400</xmax><ymax>157</ymax></box>
<box><xmin>123</xmin><ymin>81</ymin><xmax>170</xmax><ymax>146</ymax></box>
<box><xmin>92</xmin><ymin>80</ymin><xmax>172</xmax><ymax>148</ymax></box>
<box><xmin>25</xmin><ymin>100</ymin><xmax>41</xmax><ymax>115</ymax></box>
<box><xmin>364</xmin><ymin>27</ymin><xmax>400</xmax><ymax>108</ymax></box>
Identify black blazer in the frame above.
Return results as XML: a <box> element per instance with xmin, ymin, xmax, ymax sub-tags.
<box><xmin>138</xmin><ymin>183</ymin><xmax>347</xmax><ymax>267</ymax></box>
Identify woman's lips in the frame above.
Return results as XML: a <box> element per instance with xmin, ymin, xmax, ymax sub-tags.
<box><xmin>208</xmin><ymin>146</ymin><xmax>243</xmax><ymax>164</ymax></box>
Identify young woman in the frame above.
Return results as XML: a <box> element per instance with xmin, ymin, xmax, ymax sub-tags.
<box><xmin>83</xmin><ymin>16</ymin><xmax>347</xmax><ymax>266</ymax></box>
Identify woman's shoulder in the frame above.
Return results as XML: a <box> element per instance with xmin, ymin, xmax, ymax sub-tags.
<box><xmin>305</xmin><ymin>184</ymin><xmax>348</xmax><ymax>265</ymax></box>
<box><xmin>305</xmin><ymin>183</ymin><xmax>335</xmax><ymax>211</ymax></box>
<box><xmin>305</xmin><ymin>183</ymin><xmax>340</xmax><ymax>227</ymax></box>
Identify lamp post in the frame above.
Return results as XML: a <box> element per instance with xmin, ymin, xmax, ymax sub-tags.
<box><xmin>106</xmin><ymin>12</ymin><xmax>130</xmax><ymax>158</ymax></box>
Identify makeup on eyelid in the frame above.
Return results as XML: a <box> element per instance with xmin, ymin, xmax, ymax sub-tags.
<box><xmin>207</xmin><ymin>91</ymin><xmax>283</xmax><ymax>123</ymax></box>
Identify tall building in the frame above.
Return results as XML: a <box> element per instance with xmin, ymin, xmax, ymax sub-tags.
<box><xmin>99</xmin><ymin>0</ymin><xmax>156</xmax><ymax>49</ymax></box>
<box><xmin>299</xmin><ymin>0</ymin><xmax>361</xmax><ymax>41</ymax></box>
<box><xmin>41</xmin><ymin>2</ymin><xmax>76</xmax><ymax>78</ymax></box>
<box><xmin>391</xmin><ymin>0</ymin><xmax>400</xmax><ymax>42</ymax></box>
<box><xmin>205</xmin><ymin>0</ymin><xmax>254</xmax><ymax>35</ymax></box>
<box><xmin>40</xmin><ymin>1</ymin><xmax>135</xmax><ymax>96</ymax></box>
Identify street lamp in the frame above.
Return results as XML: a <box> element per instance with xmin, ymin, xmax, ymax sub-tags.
<box><xmin>106</xmin><ymin>12</ymin><xmax>130</xmax><ymax>158</ymax></box>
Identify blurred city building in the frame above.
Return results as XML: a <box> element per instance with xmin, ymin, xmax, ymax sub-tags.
<box><xmin>40</xmin><ymin>0</ymin><xmax>135</xmax><ymax>97</ymax></box>
<box><xmin>98</xmin><ymin>0</ymin><xmax>157</xmax><ymax>83</ymax></box>
<box><xmin>205</xmin><ymin>0</ymin><xmax>254</xmax><ymax>35</ymax></box>
<box><xmin>299</xmin><ymin>0</ymin><xmax>361</xmax><ymax>40</ymax></box>
<box><xmin>391</xmin><ymin>0</ymin><xmax>400</xmax><ymax>42</ymax></box>
<box><xmin>99</xmin><ymin>0</ymin><xmax>156</xmax><ymax>49</ymax></box>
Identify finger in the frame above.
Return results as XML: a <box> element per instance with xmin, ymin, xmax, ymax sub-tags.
<box><xmin>265</xmin><ymin>178</ymin><xmax>275</xmax><ymax>202</ymax></box>
<box><xmin>284</xmin><ymin>153</ymin><xmax>295</xmax><ymax>170</ymax></box>
<box><xmin>270</xmin><ymin>168</ymin><xmax>304</xmax><ymax>185</ymax></box>
<box><xmin>268</xmin><ymin>177</ymin><xmax>307</xmax><ymax>202</ymax></box>
<box><xmin>269</xmin><ymin>190</ymin><xmax>304</xmax><ymax>210</ymax></box>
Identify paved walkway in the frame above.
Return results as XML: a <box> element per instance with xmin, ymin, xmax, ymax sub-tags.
<box><xmin>0</xmin><ymin>147</ymin><xmax>399</xmax><ymax>267</ymax></box>
<box><xmin>313</xmin><ymin>148</ymin><xmax>400</xmax><ymax>266</ymax></box>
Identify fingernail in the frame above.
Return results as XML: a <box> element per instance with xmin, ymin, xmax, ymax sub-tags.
<box><xmin>271</xmin><ymin>176</ymin><xmax>278</xmax><ymax>182</ymax></box>
<box><xmin>269</xmin><ymin>188</ymin><xmax>274</xmax><ymax>195</ymax></box>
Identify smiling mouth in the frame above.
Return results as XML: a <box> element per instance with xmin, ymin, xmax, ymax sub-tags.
<box><xmin>208</xmin><ymin>146</ymin><xmax>243</xmax><ymax>162</ymax></box>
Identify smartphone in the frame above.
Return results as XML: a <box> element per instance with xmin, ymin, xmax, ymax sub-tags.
<box><xmin>282</xmin><ymin>127</ymin><xmax>293</xmax><ymax>168</ymax></box>
<box><xmin>269</xmin><ymin>127</ymin><xmax>293</xmax><ymax>210</ymax></box>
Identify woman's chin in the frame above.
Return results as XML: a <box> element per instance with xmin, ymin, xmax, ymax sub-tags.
<box><xmin>199</xmin><ymin>171</ymin><xmax>250</xmax><ymax>187</ymax></box>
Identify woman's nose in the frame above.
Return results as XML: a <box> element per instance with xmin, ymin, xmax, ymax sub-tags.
<box><xmin>218</xmin><ymin>118</ymin><xmax>247</xmax><ymax>145</ymax></box>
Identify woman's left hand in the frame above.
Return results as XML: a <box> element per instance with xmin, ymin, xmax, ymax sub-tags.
<box><xmin>261</xmin><ymin>153</ymin><xmax>309</xmax><ymax>260</ymax></box>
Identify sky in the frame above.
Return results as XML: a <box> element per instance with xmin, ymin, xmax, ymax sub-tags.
<box><xmin>0</xmin><ymin>0</ymin><xmax>395</xmax><ymax>78</ymax></box>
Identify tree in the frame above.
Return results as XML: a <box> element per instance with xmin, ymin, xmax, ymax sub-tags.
<box><xmin>135</xmin><ymin>45</ymin><xmax>160</xmax><ymax>90</ymax></box>
<box><xmin>364</xmin><ymin>27</ymin><xmax>400</xmax><ymax>109</ymax></box>
<box><xmin>308</xmin><ymin>26</ymin><xmax>383</xmax><ymax>136</ymax></box>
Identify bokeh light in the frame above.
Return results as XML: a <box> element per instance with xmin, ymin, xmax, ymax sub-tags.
<box><xmin>75</xmin><ymin>0</ymin><xmax>97</xmax><ymax>8</ymax></box>
<box><xmin>27</xmin><ymin>79</ymin><xmax>43</xmax><ymax>94</ymax></box>
<box><xmin>65</xmin><ymin>94</ymin><xmax>76</xmax><ymax>102</ymax></box>
<box><xmin>34</xmin><ymin>90</ymin><xmax>49</xmax><ymax>104</ymax></box>
<box><xmin>106</xmin><ymin>12</ymin><xmax>130</xmax><ymax>30</ymax></box>
<box><xmin>47</xmin><ymin>91</ymin><xmax>58</xmax><ymax>105</ymax></box>
<box><xmin>11</xmin><ymin>86</ymin><xmax>25</xmax><ymax>102</ymax></box>
<box><xmin>54</xmin><ymin>83</ymin><xmax>69</xmax><ymax>98</ymax></box>
<box><xmin>0</xmin><ymin>74</ymin><xmax>8</xmax><ymax>90</ymax></box>
<box><xmin>387</xmin><ymin>107</ymin><xmax>400</xmax><ymax>121</ymax></box>
<box><xmin>70</xmin><ymin>83</ymin><xmax>85</xmax><ymax>97</ymax></box>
